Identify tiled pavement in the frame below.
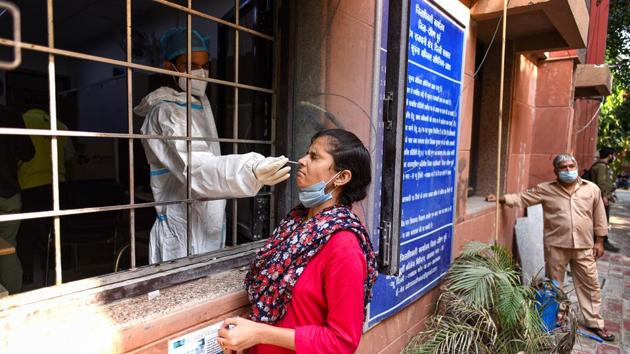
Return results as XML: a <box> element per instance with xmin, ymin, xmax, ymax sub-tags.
<box><xmin>571</xmin><ymin>189</ymin><xmax>630</xmax><ymax>354</ymax></box>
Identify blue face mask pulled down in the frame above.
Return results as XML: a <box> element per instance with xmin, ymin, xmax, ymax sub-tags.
<box><xmin>299</xmin><ymin>171</ymin><xmax>341</xmax><ymax>208</ymax></box>
<box><xmin>558</xmin><ymin>170</ymin><xmax>578</xmax><ymax>183</ymax></box>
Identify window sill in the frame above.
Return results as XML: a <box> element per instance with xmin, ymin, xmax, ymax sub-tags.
<box><xmin>1</xmin><ymin>241</ymin><xmax>262</xmax><ymax>313</ymax></box>
<box><xmin>106</xmin><ymin>268</ymin><xmax>247</xmax><ymax>328</ymax></box>
<box><xmin>0</xmin><ymin>267</ymin><xmax>250</xmax><ymax>353</ymax></box>
<box><xmin>111</xmin><ymin>269</ymin><xmax>250</xmax><ymax>352</ymax></box>
<box><xmin>465</xmin><ymin>196</ymin><xmax>495</xmax><ymax>218</ymax></box>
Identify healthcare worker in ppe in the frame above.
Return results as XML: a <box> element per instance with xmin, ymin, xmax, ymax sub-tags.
<box><xmin>134</xmin><ymin>27</ymin><xmax>290</xmax><ymax>264</ymax></box>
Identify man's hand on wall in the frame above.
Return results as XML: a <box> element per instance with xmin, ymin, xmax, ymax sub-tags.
<box><xmin>485</xmin><ymin>194</ymin><xmax>505</xmax><ymax>203</ymax></box>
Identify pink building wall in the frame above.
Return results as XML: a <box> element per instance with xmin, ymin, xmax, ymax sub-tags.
<box><xmin>1</xmin><ymin>1</ymin><xmax>607</xmax><ymax>353</ymax></box>
<box><xmin>340</xmin><ymin>0</ymin><xmax>606</xmax><ymax>351</ymax></box>
<box><xmin>574</xmin><ymin>0</ymin><xmax>610</xmax><ymax>170</ymax></box>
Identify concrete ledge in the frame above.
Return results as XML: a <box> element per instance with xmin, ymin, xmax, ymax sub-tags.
<box><xmin>0</xmin><ymin>269</ymin><xmax>248</xmax><ymax>353</ymax></box>
<box><xmin>574</xmin><ymin>64</ymin><xmax>613</xmax><ymax>97</ymax></box>
<box><xmin>471</xmin><ymin>0</ymin><xmax>589</xmax><ymax>52</ymax></box>
<box><xmin>465</xmin><ymin>196</ymin><xmax>495</xmax><ymax>217</ymax></box>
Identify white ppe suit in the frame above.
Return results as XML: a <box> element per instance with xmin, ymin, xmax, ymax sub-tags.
<box><xmin>134</xmin><ymin>87</ymin><xmax>265</xmax><ymax>263</ymax></box>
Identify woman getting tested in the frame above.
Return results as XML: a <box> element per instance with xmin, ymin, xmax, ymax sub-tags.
<box><xmin>217</xmin><ymin>129</ymin><xmax>378</xmax><ymax>353</ymax></box>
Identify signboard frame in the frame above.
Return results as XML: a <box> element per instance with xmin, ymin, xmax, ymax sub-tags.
<box><xmin>369</xmin><ymin>0</ymin><xmax>469</xmax><ymax>328</ymax></box>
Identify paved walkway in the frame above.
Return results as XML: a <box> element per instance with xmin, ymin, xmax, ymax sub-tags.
<box><xmin>571</xmin><ymin>189</ymin><xmax>630</xmax><ymax>354</ymax></box>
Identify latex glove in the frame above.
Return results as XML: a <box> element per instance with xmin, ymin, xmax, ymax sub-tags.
<box><xmin>254</xmin><ymin>156</ymin><xmax>291</xmax><ymax>186</ymax></box>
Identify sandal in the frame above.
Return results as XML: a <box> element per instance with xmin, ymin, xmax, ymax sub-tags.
<box><xmin>586</xmin><ymin>327</ymin><xmax>615</xmax><ymax>342</ymax></box>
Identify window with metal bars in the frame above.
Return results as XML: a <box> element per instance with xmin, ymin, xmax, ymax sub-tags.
<box><xmin>0</xmin><ymin>0</ymin><xmax>280</xmax><ymax>299</ymax></box>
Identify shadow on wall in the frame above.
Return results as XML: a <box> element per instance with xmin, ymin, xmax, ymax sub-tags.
<box><xmin>297</xmin><ymin>95</ymin><xmax>377</xmax><ymax>153</ymax></box>
<box><xmin>297</xmin><ymin>100</ymin><xmax>345</xmax><ymax>131</ymax></box>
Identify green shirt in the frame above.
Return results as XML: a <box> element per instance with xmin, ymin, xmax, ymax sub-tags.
<box><xmin>590</xmin><ymin>161</ymin><xmax>614</xmax><ymax>198</ymax></box>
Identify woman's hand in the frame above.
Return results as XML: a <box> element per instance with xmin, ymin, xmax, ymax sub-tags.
<box><xmin>217</xmin><ymin>317</ymin><xmax>263</xmax><ymax>352</ymax></box>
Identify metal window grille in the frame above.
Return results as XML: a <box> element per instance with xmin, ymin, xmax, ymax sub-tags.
<box><xmin>0</xmin><ymin>0</ymin><xmax>277</xmax><ymax>288</ymax></box>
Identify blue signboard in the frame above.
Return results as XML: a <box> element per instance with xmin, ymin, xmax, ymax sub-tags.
<box><xmin>368</xmin><ymin>0</ymin><xmax>465</xmax><ymax>327</ymax></box>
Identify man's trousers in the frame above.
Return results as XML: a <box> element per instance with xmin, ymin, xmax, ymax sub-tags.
<box><xmin>544</xmin><ymin>245</ymin><xmax>605</xmax><ymax>329</ymax></box>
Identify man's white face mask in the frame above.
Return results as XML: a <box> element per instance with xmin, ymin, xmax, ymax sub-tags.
<box><xmin>172</xmin><ymin>64</ymin><xmax>209</xmax><ymax>97</ymax></box>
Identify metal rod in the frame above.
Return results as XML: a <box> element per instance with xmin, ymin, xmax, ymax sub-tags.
<box><xmin>269</xmin><ymin>0</ymin><xmax>279</xmax><ymax>232</ymax></box>
<box><xmin>495</xmin><ymin>0</ymin><xmax>508</xmax><ymax>243</ymax></box>
<box><xmin>0</xmin><ymin>38</ymin><xmax>274</xmax><ymax>94</ymax></box>
<box><xmin>152</xmin><ymin>0</ymin><xmax>274</xmax><ymax>42</ymax></box>
<box><xmin>0</xmin><ymin>127</ymin><xmax>272</xmax><ymax>144</ymax></box>
<box><xmin>367</xmin><ymin>0</ymin><xmax>384</xmax><ymax>234</ymax></box>
<box><xmin>0</xmin><ymin>192</ymin><xmax>274</xmax><ymax>223</ymax></box>
<box><xmin>126</xmin><ymin>0</ymin><xmax>136</xmax><ymax>269</ymax></box>
<box><xmin>186</xmin><ymin>1</ymin><xmax>193</xmax><ymax>257</ymax></box>
<box><xmin>0</xmin><ymin>1</ymin><xmax>21</xmax><ymax>70</ymax></box>
<box><xmin>232</xmin><ymin>0</ymin><xmax>240</xmax><ymax>247</ymax></box>
<box><xmin>231</xmin><ymin>200</ymin><xmax>238</xmax><ymax>246</ymax></box>
<box><xmin>46</xmin><ymin>0</ymin><xmax>62</xmax><ymax>286</ymax></box>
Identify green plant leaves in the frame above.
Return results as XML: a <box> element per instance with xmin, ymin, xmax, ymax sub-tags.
<box><xmin>405</xmin><ymin>242</ymin><xmax>556</xmax><ymax>354</ymax></box>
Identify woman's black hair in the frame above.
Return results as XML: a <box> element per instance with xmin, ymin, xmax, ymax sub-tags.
<box><xmin>311</xmin><ymin>129</ymin><xmax>371</xmax><ymax>206</ymax></box>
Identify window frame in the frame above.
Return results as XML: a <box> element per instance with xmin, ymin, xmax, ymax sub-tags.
<box><xmin>0</xmin><ymin>0</ymin><xmax>282</xmax><ymax>304</ymax></box>
<box><xmin>377</xmin><ymin>0</ymin><xmax>468</xmax><ymax>276</ymax></box>
<box><xmin>377</xmin><ymin>0</ymin><xmax>409</xmax><ymax>276</ymax></box>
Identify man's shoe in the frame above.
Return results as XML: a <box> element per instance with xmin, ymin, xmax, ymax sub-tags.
<box><xmin>604</xmin><ymin>240</ymin><xmax>619</xmax><ymax>252</ymax></box>
<box><xmin>586</xmin><ymin>327</ymin><xmax>615</xmax><ymax>342</ymax></box>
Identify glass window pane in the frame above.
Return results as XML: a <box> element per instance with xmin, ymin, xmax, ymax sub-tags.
<box><xmin>58</xmin><ymin>212</ymin><xmax>118</xmax><ymax>283</ymax></box>
<box><xmin>227</xmin><ymin>195</ymin><xmax>270</xmax><ymax>246</ymax></box>
<box><xmin>193</xmin><ymin>17</ymin><xmax>236</xmax><ymax>83</ymax></box>
<box><xmin>54</xmin><ymin>1</ymin><xmax>126</xmax><ymax>61</ymax></box>
<box><xmin>191</xmin><ymin>1</ymin><xmax>237</xmax><ymax>22</ymax></box>
<box><xmin>9</xmin><ymin>0</ymin><xmax>47</xmax><ymax>47</ymax></box>
<box><xmin>3</xmin><ymin>50</ymin><xmax>62</xmax><ymax>114</ymax></box>
<box><xmin>132</xmin><ymin>0</ymin><xmax>194</xmax><ymax>68</ymax></box>
<box><xmin>0</xmin><ymin>3</ymin><xmax>18</xmax><ymax>63</ymax></box>
<box><xmin>239</xmin><ymin>0</ymin><xmax>274</xmax><ymax>36</ymax></box>
<box><xmin>238</xmin><ymin>31</ymin><xmax>273</xmax><ymax>89</ymax></box>
<box><xmin>52</xmin><ymin>57</ymin><xmax>128</xmax><ymax>134</ymax></box>
<box><xmin>238</xmin><ymin>89</ymin><xmax>272</xmax><ymax>141</ymax></box>
<box><xmin>13</xmin><ymin>214</ymin><xmax>53</xmax><ymax>292</ymax></box>
<box><xmin>60</xmin><ymin>137</ymin><xmax>127</xmax><ymax>209</ymax></box>
<box><xmin>113</xmin><ymin>206</ymin><xmax>153</xmax><ymax>272</ymax></box>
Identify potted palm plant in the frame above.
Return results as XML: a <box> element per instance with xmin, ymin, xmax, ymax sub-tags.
<box><xmin>404</xmin><ymin>242</ymin><xmax>575</xmax><ymax>354</ymax></box>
